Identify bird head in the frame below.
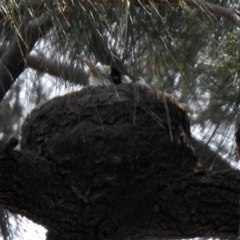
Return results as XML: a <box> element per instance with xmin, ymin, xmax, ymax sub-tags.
<box><xmin>83</xmin><ymin>58</ymin><xmax>132</xmax><ymax>86</ymax></box>
<box><xmin>110</xmin><ymin>67</ymin><xmax>121</xmax><ymax>84</ymax></box>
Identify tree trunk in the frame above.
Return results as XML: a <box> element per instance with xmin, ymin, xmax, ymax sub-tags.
<box><xmin>0</xmin><ymin>84</ymin><xmax>239</xmax><ymax>239</ymax></box>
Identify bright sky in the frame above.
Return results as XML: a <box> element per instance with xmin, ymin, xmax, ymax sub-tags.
<box><xmin>9</xmin><ymin>216</ymin><xmax>46</xmax><ymax>240</ymax></box>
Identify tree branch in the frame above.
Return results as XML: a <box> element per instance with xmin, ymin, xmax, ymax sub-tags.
<box><xmin>0</xmin><ymin>139</ymin><xmax>240</xmax><ymax>239</ymax></box>
<box><xmin>163</xmin><ymin>0</ymin><xmax>240</xmax><ymax>27</ymax></box>
<box><xmin>27</xmin><ymin>53</ymin><xmax>89</xmax><ymax>85</ymax></box>
<box><xmin>74</xmin><ymin>0</ymin><xmax>240</xmax><ymax>27</ymax></box>
<box><xmin>0</xmin><ymin>14</ymin><xmax>53</xmax><ymax>102</ymax></box>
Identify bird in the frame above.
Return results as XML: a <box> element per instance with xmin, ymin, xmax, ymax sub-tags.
<box><xmin>83</xmin><ymin>58</ymin><xmax>132</xmax><ymax>86</ymax></box>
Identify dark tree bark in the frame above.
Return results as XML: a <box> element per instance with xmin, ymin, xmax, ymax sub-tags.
<box><xmin>0</xmin><ymin>83</ymin><xmax>239</xmax><ymax>239</ymax></box>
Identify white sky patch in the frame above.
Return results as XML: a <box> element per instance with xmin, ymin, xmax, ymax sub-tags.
<box><xmin>9</xmin><ymin>216</ymin><xmax>46</xmax><ymax>240</ymax></box>
<box><xmin>191</xmin><ymin>124</ymin><xmax>238</xmax><ymax>169</ymax></box>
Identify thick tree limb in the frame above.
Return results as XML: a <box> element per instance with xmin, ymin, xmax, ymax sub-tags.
<box><xmin>0</xmin><ymin>140</ymin><xmax>240</xmax><ymax>239</ymax></box>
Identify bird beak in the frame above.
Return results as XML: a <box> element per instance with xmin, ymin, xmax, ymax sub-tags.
<box><xmin>83</xmin><ymin>58</ymin><xmax>96</xmax><ymax>71</ymax></box>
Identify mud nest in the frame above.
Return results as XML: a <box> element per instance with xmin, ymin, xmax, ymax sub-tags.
<box><xmin>21</xmin><ymin>84</ymin><xmax>197</xmax><ymax>202</ymax></box>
